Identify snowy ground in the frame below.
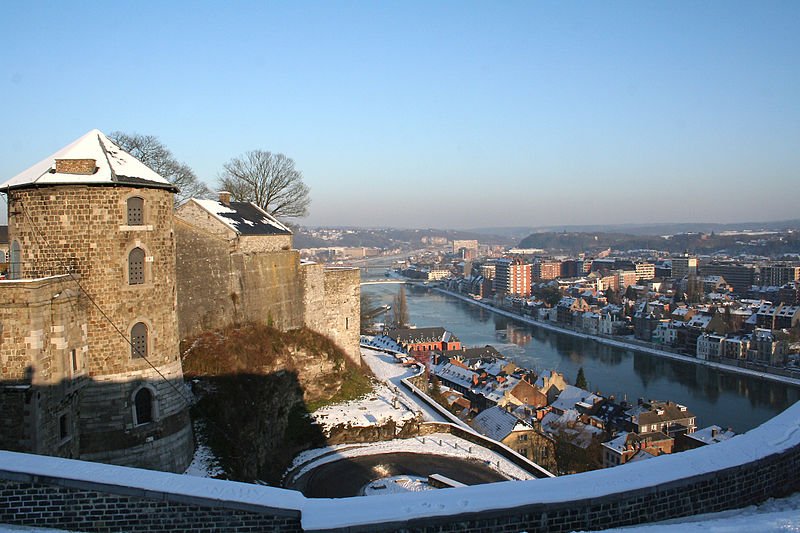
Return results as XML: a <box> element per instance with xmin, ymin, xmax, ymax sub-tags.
<box><xmin>359</xmin><ymin>345</ymin><xmax>448</xmax><ymax>423</ymax></box>
<box><xmin>183</xmin><ymin>415</ymin><xmax>225</xmax><ymax>478</ymax></box>
<box><xmin>363</xmin><ymin>475</ymin><xmax>433</xmax><ymax>496</ymax></box>
<box><xmin>284</xmin><ymin>432</ymin><xmax>535</xmax><ymax>486</ymax></box>
<box><xmin>586</xmin><ymin>492</ymin><xmax>800</xmax><ymax>532</ymax></box>
<box><xmin>311</xmin><ymin>381</ymin><xmax>417</xmax><ymax>434</ymax></box>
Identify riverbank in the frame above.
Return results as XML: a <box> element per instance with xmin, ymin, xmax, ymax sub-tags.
<box><xmin>432</xmin><ymin>287</ymin><xmax>800</xmax><ymax>388</ymax></box>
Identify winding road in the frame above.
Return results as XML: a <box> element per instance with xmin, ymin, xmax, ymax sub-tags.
<box><xmin>289</xmin><ymin>452</ymin><xmax>509</xmax><ymax>498</ymax></box>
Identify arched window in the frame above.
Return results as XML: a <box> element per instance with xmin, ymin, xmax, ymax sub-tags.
<box><xmin>128</xmin><ymin>247</ymin><xmax>145</xmax><ymax>285</ymax></box>
<box><xmin>134</xmin><ymin>387</ymin><xmax>154</xmax><ymax>425</ymax></box>
<box><xmin>131</xmin><ymin>322</ymin><xmax>148</xmax><ymax>358</ymax></box>
<box><xmin>127</xmin><ymin>197</ymin><xmax>144</xmax><ymax>225</ymax></box>
<box><xmin>9</xmin><ymin>241</ymin><xmax>21</xmax><ymax>280</ymax></box>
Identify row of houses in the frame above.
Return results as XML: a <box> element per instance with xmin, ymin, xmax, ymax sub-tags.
<box><xmin>371</xmin><ymin>327</ymin><xmax>732</xmax><ymax>473</ymax></box>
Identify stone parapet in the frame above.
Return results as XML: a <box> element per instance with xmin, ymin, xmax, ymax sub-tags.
<box><xmin>2</xmin><ymin>400</ymin><xmax>800</xmax><ymax>532</ymax></box>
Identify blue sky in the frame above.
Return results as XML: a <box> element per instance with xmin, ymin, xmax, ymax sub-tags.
<box><xmin>1</xmin><ymin>1</ymin><xmax>798</xmax><ymax>229</ymax></box>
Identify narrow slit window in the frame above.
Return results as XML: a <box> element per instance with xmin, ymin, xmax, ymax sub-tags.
<box><xmin>127</xmin><ymin>197</ymin><xmax>144</xmax><ymax>225</ymax></box>
<box><xmin>129</xmin><ymin>248</ymin><xmax>145</xmax><ymax>285</ymax></box>
<box><xmin>131</xmin><ymin>322</ymin><xmax>148</xmax><ymax>359</ymax></box>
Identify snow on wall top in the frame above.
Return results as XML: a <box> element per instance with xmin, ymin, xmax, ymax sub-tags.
<box><xmin>192</xmin><ymin>199</ymin><xmax>292</xmax><ymax>236</ymax></box>
<box><xmin>1</xmin><ymin>130</ymin><xmax>175</xmax><ymax>191</ymax></box>
<box><xmin>302</xmin><ymin>401</ymin><xmax>800</xmax><ymax>530</ymax></box>
<box><xmin>1</xmin><ymin>401</ymin><xmax>799</xmax><ymax>531</ymax></box>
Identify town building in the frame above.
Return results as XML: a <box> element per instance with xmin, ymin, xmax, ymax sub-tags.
<box><xmin>759</xmin><ymin>264</ymin><xmax>800</xmax><ymax>287</ymax></box>
<box><xmin>682</xmin><ymin>425</ymin><xmax>736</xmax><ymax>450</ymax></box>
<box><xmin>623</xmin><ymin>400</ymin><xmax>696</xmax><ymax>439</ymax></box>
<box><xmin>602</xmin><ymin>431</ymin><xmax>674</xmax><ymax>468</ymax></box>
<box><xmin>670</xmin><ymin>256</ymin><xmax>698</xmax><ymax>279</ymax></box>
<box><xmin>386</xmin><ymin>327</ymin><xmax>462</xmax><ymax>353</ymax></box>
<box><xmin>471</xmin><ymin>405</ymin><xmax>556</xmax><ymax>469</ymax></box>
<box><xmin>494</xmin><ymin>258</ymin><xmax>531</xmax><ymax>297</ymax></box>
<box><xmin>700</xmin><ymin>262</ymin><xmax>756</xmax><ymax>294</ymax></box>
<box><xmin>634</xmin><ymin>262</ymin><xmax>655</xmax><ymax>281</ymax></box>
<box><xmin>533</xmin><ymin>260</ymin><xmax>561</xmax><ymax>282</ymax></box>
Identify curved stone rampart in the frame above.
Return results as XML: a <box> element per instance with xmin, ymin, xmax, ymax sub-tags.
<box><xmin>1</xmin><ymin>401</ymin><xmax>799</xmax><ymax>532</ymax></box>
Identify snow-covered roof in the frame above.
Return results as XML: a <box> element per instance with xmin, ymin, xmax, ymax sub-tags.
<box><xmin>471</xmin><ymin>405</ymin><xmax>530</xmax><ymax>442</ymax></box>
<box><xmin>687</xmin><ymin>425</ymin><xmax>736</xmax><ymax>445</ymax></box>
<box><xmin>473</xmin><ymin>375</ymin><xmax>520</xmax><ymax>404</ymax></box>
<box><xmin>628</xmin><ymin>449</ymin><xmax>656</xmax><ymax>462</ymax></box>
<box><xmin>434</xmin><ymin>362</ymin><xmax>477</xmax><ymax>389</ymax></box>
<box><xmin>1</xmin><ymin>129</ymin><xmax>175</xmax><ymax>191</ymax></box>
<box><xmin>191</xmin><ymin>199</ymin><xmax>292</xmax><ymax>236</ymax></box>
<box><xmin>541</xmin><ymin>409</ymin><xmax>603</xmax><ymax>448</ymax></box>
<box><xmin>551</xmin><ymin>385</ymin><xmax>601</xmax><ymax>413</ymax></box>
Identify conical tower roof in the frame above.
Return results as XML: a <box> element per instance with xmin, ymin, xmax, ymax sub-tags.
<box><xmin>1</xmin><ymin>129</ymin><xmax>177</xmax><ymax>192</ymax></box>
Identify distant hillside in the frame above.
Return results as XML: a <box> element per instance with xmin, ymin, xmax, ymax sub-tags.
<box><xmin>517</xmin><ymin>230</ymin><xmax>800</xmax><ymax>256</ymax></box>
<box><xmin>182</xmin><ymin>323</ymin><xmax>372</xmax><ymax>483</ymax></box>
<box><xmin>294</xmin><ymin>226</ymin><xmax>513</xmax><ymax>249</ymax></box>
<box><xmin>473</xmin><ymin>219</ymin><xmax>800</xmax><ymax>238</ymax></box>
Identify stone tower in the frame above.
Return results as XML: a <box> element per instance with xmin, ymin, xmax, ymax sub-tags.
<box><xmin>1</xmin><ymin>130</ymin><xmax>193</xmax><ymax>472</ymax></box>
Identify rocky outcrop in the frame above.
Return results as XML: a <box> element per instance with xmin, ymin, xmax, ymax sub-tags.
<box><xmin>182</xmin><ymin>322</ymin><xmax>372</xmax><ymax>483</ymax></box>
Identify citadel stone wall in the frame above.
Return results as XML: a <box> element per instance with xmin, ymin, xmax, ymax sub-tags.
<box><xmin>174</xmin><ymin>219</ymin><xmax>238</xmax><ymax>335</ymax></box>
<box><xmin>239</xmin><ymin>234</ymin><xmax>293</xmax><ymax>253</ymax></box>
<box><xmin>321</xmin><ymin>268</ymin><xmax>360</xmax><ymax>365</ymax></box>
<box><xmin>0</xmin><ymin>276</ymin><xmax>86</xmax><ymax>459</ymax></box>
<box><xmin>175</xmin><ymin>220</ymin><xmax>361</xmax><ymax>366</ymax></box>
<box><xmin>6</xmin><ymin>185</ymin><xmax>193</xmax><ymax>473</ymax></box>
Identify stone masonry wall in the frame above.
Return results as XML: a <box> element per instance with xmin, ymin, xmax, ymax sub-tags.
<box><xmin>175</xmin><ymin>224</ymin><xmax>361</xmax><ymax>364</ymax></box>
<box><xmin>322</xmin><ymin>268</ymin><xmax>360</xmax><ymax>366</ymax></box>
<box><xmin>0</xmin><ymin>276</ymin><xmax>86</xmax><ymax>459</ymax></box>
<box><xmin>0</xmin><ymin>479</ymin><xmax>301</xmax><ymax>533</ymax></box>
<box><xmin>233</xmin><ymin>251</ymin><xmax>306</xmax><ymax>332</ymax></box>
<box><xmin>300</xmin><ymin>262</ymin><xmax>325</xmax><ymax>333</ymax></box>
<box><xmin>238</xmin><ymin>234</ymin><xmax>293</xmax><ymax>253</ymax></box>
<box><xmin>7</xmin><ymin>186</ymin><xmax>193</xmax><ymax>473</ymax></box>
<box><xmin>174</xmin><ymin>219</ymin><xmax>237</xmax><ymax>338</ymax></box>
<box><xmin>174</xmin><ymin>200</ymin><xmax>236</xmax><ymax>242</ymax></box>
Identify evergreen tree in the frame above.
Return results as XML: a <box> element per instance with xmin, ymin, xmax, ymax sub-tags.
<box><xmin>575</xmin><ymin>367</ymin><xmax>588</xmax><ymax>390</ymax></box>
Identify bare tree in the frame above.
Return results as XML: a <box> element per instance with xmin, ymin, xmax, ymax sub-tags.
<box><xmin>218</xmin><ymin>150</ymin><xmax>310</xmax><ymax>218</ymax></box>
<box><xmin>109</xmin><ymin>132</ymin><xmax>211</xmax><ymax>205</ymax></box>
<box><xmin>391</xmin><ymin>286</ymin><xmax>410</xmax><ymax>329</ymax></box>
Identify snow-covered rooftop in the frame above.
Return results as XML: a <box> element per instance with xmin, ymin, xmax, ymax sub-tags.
<box><xmin>191</xmin><ymin>199</ymin><xmax>292</xmax><ymax>236</ymax></box>
<box><xmin>1</xmin><ymin>130</ymin><xmax>174</xmax><ymax>191</ymax></box>
<box><xmin>551</xmin><ymin>385</ymin><xmax>601</xmax><ymax>413</ymax></box>
<box><xmin>687</xmin><ymin>425</ymin><xmax>737</xmax><ymax>445</ymax></box>
<box><xmin>471</xmin><ymin>406</ymin><xmax>531</xmax><ymax>442</ymax></box>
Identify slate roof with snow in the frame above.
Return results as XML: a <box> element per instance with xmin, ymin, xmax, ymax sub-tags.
<box><xmin>541</xmin><ymin>409</ymin><xmax>603</xmax><ymax>448</ymax></box>
<box><xmin>473</xmin><ymin>375</ymin><xmax>520</xmax><ymax>404</ymax></box>
<box><xmin>191</xmin><ymin>199</ymin><xmax>292</xmax><ymax>236</ymax></box>
<box><xmin>434</xmin><ymin>362</ymin><xmax>478</xmax><ymax>389</ymax></box>
<box><xmin>686</xmin><ymin>425</ymin><xmax>736</xmax><ymax>445</ymax></box>
<box><xmin>1</xmin><ymin>129</ymin><xmax>176</xmax><ymax>191</ymax></box>
<box><xmin>551</xmin><ymin>385</ymin><xmax>601</xmax><ymax>413</ymax></box>
<box><xmin>471</xmin><ymin>405</ymin><xmax>531</xmax><ymax>442</ymax></box>
<box><xmin>387</xmin><ymin>327</ymin><xmax>459</xmax><ymax>345</ymax></box>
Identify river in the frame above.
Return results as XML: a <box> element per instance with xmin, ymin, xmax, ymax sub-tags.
<box><xmin>362</xmin><ymin>282</ymin><xmax>800</xmax><ymax>433</ymax></box>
